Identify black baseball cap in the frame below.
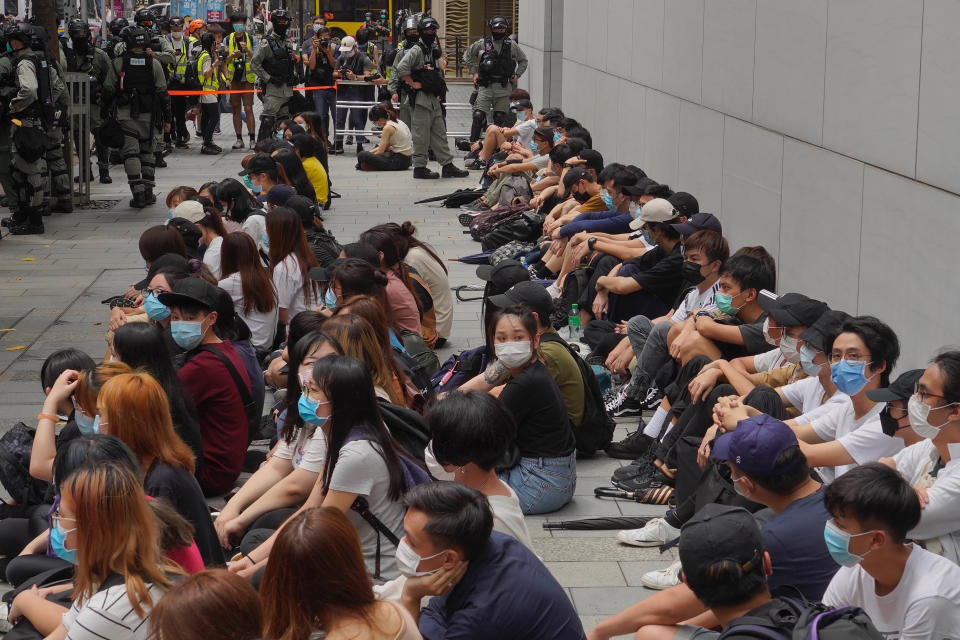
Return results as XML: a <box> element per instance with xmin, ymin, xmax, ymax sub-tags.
<box><xmin>266</xmin><ymin>184</ymin><xmax>296</xmax><ymax>208</ymax></box>
<box><xmin>673</xmin><ymin>212</ymin><xmax>722</xmax><ymax>236</ymax></box>
<box><xmin>488</xmin><ymin>281</ymin><xmax>552</xmax><ymax>324</ymax></box>
<box><xmin>476</xmin><ymin>259</ymin><xmax>530</xmax><ymax>293</ymax></box>
<box><xmin>679</xmin><ymin>504</ymin><xmax>765</xmax><ymax>586</ymax></box>
<box><xmin>238</xmin><ymin>153</ymin><xmax>275</xmax><ymax>176</ymax></box>
<box><xmin>157</xmin><ymin>276</ymin><xmax>220</xmax><ymax>311</ymax></box>
<box><xmin>562</xmin><ymin>167</ymin><xmax>590</xmax><ymax>190</ymax></box>
<box><xmin>799</xmin><ymin>309</ymin><xmax>850</xmax><ymax>353</ymax></box>
<box><xmin>135</xmin><ymin>252</ymin><xmax>188</xmax><ymax>290</ymax></box>
<box><xmin>668</xmin><ymin>192</ymin><xmax>699</xmax><ymax>217</ymax></box>
<box><xmin>867</xmin><ymin>369</ymin><xmax>924</xmax><ymax>403</ymax></box>
<box><xmin>712</xmin><ymin>414</ymin><xmax>802</xmax><ymax>477</ymax></box>
<box><xmin>757</xmin><ymin>292</ymin><xmax>829</xmax><ymax>328</ymax></box>
<box><xmin>621</xmin><ymin>177</ymin><xmax>658</xmax><ymax>196</ymax></box>
<box><xmin>509</xmin><ymin>99</ymin><xmax>533</xmax><ymax>112</ymax></box>
<box><xmin>286</xmin><ymin>194</ymin><xmax>319</xmax><ymax>228</ymax></box>
<box><xmin>308</xmin><ymin>257</ymin><xmax>345</xmax><ymax>282</ymax></box>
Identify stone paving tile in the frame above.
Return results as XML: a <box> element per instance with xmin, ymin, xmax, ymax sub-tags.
<box><xmin>545</xmin><ymin>561</ymin><xmax>627</xmax><ymax>587</ymax></box>
<box><xmin>570</xmin><ymin>585</ymin><xmax>658</xmax><ymax>615</ymax></box>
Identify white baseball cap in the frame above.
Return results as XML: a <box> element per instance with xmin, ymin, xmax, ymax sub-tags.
<box><xmin>339</xmin><ymin>35</ymin><xmax>356</xmax><ymax>52</ymax></box>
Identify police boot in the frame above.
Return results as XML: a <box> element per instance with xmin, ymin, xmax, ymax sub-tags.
<box><xmin>143</xmin><ymin>187</ymin><xmax>156</xmax><ymax>205</ymax></box>
<box><xmin>413</xmin><ymin>167</ymin><xmax>439</xmax><ymax>179</ymax></box>
<box><xmin>98</xmin><ymin>163</ymin><xmax>112</xmax><ymax>184</ymax></box>
<box><xmin>0</xmin><ymin>210</ymin><xmax>26</xmax><ymax>227</ymax></box>
<box><xmin>51</xmin><ymin>198</ymin><xmax>73</xmax><ymax>214</ymax></box>
<box><xmin>441</xmin><ymin>164</ymin><xmax>470</xmax><ymax>178</ymax></box>
<box><xmin>129</xmin><ymin>185</ymin><xmax>147</xmax><ymax>209</ymax></box>
<box><xmin>9</xmin><ymin>208</ymin><xmax>44</xmax><ymax>235</ymax></box>
<box><xmin>155</xmin><ymin>152</ymin><xmax>167</xmax><ymax>169</ymax></box>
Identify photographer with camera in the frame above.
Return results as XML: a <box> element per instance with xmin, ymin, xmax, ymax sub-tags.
<box><xmin>302</xmin><ymin>25</ymin><xmax>336</xmax><ymax>148</ymax></box>
<box><xmin>225</xmin><ymin>13</ymin><xmax>257</xmax><ymax>150</ymax></box>
<box><xmin>333</xmin><ymin>35</ymin><xmax>374</xmax><ymax>154</ymax></box>
<box><xmin>197</xmin><ymin>31</ymin><xmax>226</xmax><ymax>155</ymax></box>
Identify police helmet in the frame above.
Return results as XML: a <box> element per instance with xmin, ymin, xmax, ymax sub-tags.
<box><xmin>403</xmin><ymin>15</ymin><xmax>419</xmax><ymax>34</ymax></box>
<box><xmin>169</xmin><ymin>16</ymin><xmax>185</xmax><ymax>28</ymax></box>
<box><xmin>489</xmin><ymin>15</ymin><xmax>509</xmax><ymax>31</ymax></box>
<box><xmin>109</xmin><ymin>17</ymin><xmax>129</xmax><ymax>35</ymax></box>
<box><xmin>27</xmin><ymin>25</ymin><xmax>48</xmax><ymax>51</ymax></box>
<box><xmin>124</xmin><ymin>26</ymin><xmax>148</xmax><ymax>48</ymax></box>
<box><xmin>134</xmin><ymin>8</ymin><xmax>156</xmax><ymax>28</ymax></box>
<box><xmin>5</xmin><ymin>23</ymin><xmax>30</xmax><ymax>49</ymax></box>
<box><xmin>418</xmin><ymin>16</ymin><xmax>439</xmax><ymax>33</ymax></box>
<box><xmin>200</xmin><ymin>31</ymin><xmax>215</xmax><ymax>50</ymax></box>
<box><xmin>67</xmin><ymin>18</ymin><xmax>90</xmax><ymax>39</ymax></box>
<box><xmin>156</xmin><ymin>16</ymin><xmax>169</xmax><ymax>31</ymax></box>
<box><xmin>270</xmin><ymin>9</ymin><xmax>290</xmax><ymax>28</ymax></box>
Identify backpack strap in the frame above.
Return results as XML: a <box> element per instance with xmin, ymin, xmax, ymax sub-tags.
<box><xmin>195</xmin><ymin>345</ymin><xmax>254</xmax><ymax>410</ymax></box>
<box><xmin>350</xmin><ymin>495</ymin><xmax>401</xmax><ymax>580</ymax></box>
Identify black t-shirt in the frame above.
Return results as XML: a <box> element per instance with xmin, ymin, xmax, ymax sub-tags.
<box><xmin>499</xmin><ymin>361</ymin><xmax>576</xmax><ymax>458</ymax></box>
<box><xmin>625</xmin><ymin>242</ymin><xmax>685</xmax><ymax>306</ymax></box>
<box><xmin>145</xmin><ymin>462</ymin><xmax>225</xmax><ymax>566</ymax></box>
<box><xmin>717</xmin><ymin>312</ymin><xmax>770</xmax><ymax>361</ymax></box>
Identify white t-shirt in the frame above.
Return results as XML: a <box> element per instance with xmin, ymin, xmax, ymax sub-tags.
<box><xmin>217</xmin><ymin>273</ymin><xmax>279</xmax><ymax>350</ymax></box>
<box><xmin>515</xmin><ymin>118</ymin><xmax>537</xmax><ymax>147</ymax></box>
<box><xmin>670</xmin><ymin>282</ymin><xmax>719</xmax><ymax>323</ymax></box>
<box><xmin>780</xmin><ymin>376</ymin><xmax>827</xmax><ymax>414</ymax></box>
<box><xmin>384</xmin><ymin>119</ymin><xmax>412</xmax><ymax>155</ymax></box>
<box><xmin>62</xmin><ymin>582</ymin><xmax>166</xmax><ymax>640</ymax></box>
<box><xmin>274</xmin><ymin>425</ymin><xmax>327</xmax><ymax>472</ymax></box>
<box><xmin>894</xmin><ymin>439</ymin><xmax>960</xmax><ymax>565</ymax></box>
<box><xmin>202</xmin><ymin>235</ymin><xmax>223</xmax><ymax>279</ymax></box>
<box><xmin>823</xmin><ymin>544</ymin><xmax>960</xmax><ymax>640</ymax></box>
<box><xmin>489</xmin><ymin>489</ymin><xmax>534</xmax><ymax>549</ymax></box>
<box><xmin>272</xmin><ymin>253</ymin><xmax>315</xmax><ymax>318</ymax></box>
<box><xmin>813</xmin><ymin>404</ymin><xmax>902</xmax><ymax>483</ymax></box>
<box><xmin>753</xmin><ymin>348</ymin><xmax>786</xmax><ymax>373</ymax></box>
<box><xmin>241</xmin><ymin>213</ymin><xmax>267</xmax><ymax>252</ymax></box>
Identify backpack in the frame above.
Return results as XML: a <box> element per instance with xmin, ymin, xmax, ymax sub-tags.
<box><xmin>393</xmin><ymin>346</ymin><xmax>435</xmax><ymax>413</ymax></box>
<box><xmin>468</xmin><ymin>203</ymin><xmax>530</xmax><ymax>242</ymax></box>
<box><xmin>718</xmin><ymin>597</ymin><xmax>883</xmax><ymax>640</ymax></box>
<box><xmin>431</xmin><ymin>345</ymin><xmax>488</xmax><ymax>393</ymax></box>
<box><xmin>183</xmin><ymin>53</ymin><xmax>202</xmax><ymax>90</ymax></box>
<box><xmin>376</xmin><ymin>399</ymin><xmax>431</xmax><ymax>465</ymax></box>
<box><xmin>489</xmin><ymin>240</ymin><xmax>535</xmax><ymax>266</ymax></box>
<box><xmin>0</xmin><ymin>423</ymin><xmax>50</xmax><ymax>506</ymax></box>
<box><xmin>480</xmin><ymin>211</ymin><xmax>544</xmax><ymax>251</ymax></box>
<box><xmin>496</xmin><ymin>174</ymin><xmax>533</xmax><ymax>207</ymax></box>
<box><xmin>538</xmin><ymin>332</ymin><xmax>615</xmax><ymax>455</ymax></box>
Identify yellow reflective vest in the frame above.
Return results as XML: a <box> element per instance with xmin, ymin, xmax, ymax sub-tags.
<box><xmin>226</xmin><ymin>31</ymin><xmax>256</xmax><ymax>84</ymax></box>
<box><xmin>169</xmin><ymin>35</ymin><xmax>197</xmax><ymax>78</ymax></box>
<box><xmin>197</xmin><ymin>51</ymin><xmax>219</xmax><ymax>92</ymax></box>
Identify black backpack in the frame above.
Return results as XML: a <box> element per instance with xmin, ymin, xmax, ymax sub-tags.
<box><xmin>0</xmin><ymin>423</ymin><xmax>50</xmax><ymax>506</ymax></box>
<box><xmin>539</xmin><ymin>333</ymin><xmax>615</xmax><ymax>455</ymax></box>
<box><xmin>718</xmin><ymin>597</ymin><xmax>883</xmax><ymax>640</ymax></box>
<box><xmin>431</xmin><ymin>345</ymin><xmax>488</xmax><ymax>394</ymax></box>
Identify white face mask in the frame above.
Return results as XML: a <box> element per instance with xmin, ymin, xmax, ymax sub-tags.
<box><xmin>779</xmin><ymin>335</ymin><xmax>801</xmax><ymax>365</ymax></box>
<box><xmin>171</xmin><ymin>30</ymin><xmax>183</xmax><ymax>41</ymax></box>
<box><xmin>495</xmin><ymin>340</ymin><xmax>532</xmax><ymax>369</ymax></box>
<box><xmin>908</xmin><ymin>394</ymin><xmax>954</xmax><ymax>439</ymax></box>
<box><xmin>395</xmin><ymin>538</ymin><xmax>447</xmax><ymax>577</ymax></box>
<box><xmin>424</xmin><ymin>442</ymin><xmax>455</xmax><ymax>481</ymax></box>
<box><xmin>762</xmin><ymin>318</ymin><xmax>778</xmax><ymax>346</ymax></box>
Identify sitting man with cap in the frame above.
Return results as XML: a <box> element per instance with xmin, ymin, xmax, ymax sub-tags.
<box><xmin>265</xmin><ymin>183</ymin><xmax>296</xmax><ymax>209</ymax></box>
<box><xmin>239</xmin><ymin>153</ymin><xmax>281</xmax><ymax>203</ymax></box>
<box><xmin>474</xmin><ymin>98</ymin><xmax>538</xmax><ymax>166</ymax></box>
<box><xmin>159</xmin><ymin>277</ymin><xmax>253</xmax><ymax>496</ymax></box>
<box><xmin>286</xmin><ymin>194</ymin><xmax>341</xmax><ymax>267</ymax></box>
<box><xmin>588</xmin><ymin>415</ymin><xmax>839</xmax><ymax>640</ymax></box>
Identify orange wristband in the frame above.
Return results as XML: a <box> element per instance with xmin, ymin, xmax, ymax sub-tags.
<box><xmin>37</xmin><ymin>413</ymin><xmax>59</xmax><ymax>422</ymax></box>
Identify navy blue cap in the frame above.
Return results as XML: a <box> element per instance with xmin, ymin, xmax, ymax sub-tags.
<box><xmin>712</xmin><ymin>414</ymin><xmax>800</xmax><ymax>477</ymax></box>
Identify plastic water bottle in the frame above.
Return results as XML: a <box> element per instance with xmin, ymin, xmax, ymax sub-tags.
<box><xmin>569</xmin><ymin>304</ymin><xmax>581</xmax><ymax>342</ymax></box>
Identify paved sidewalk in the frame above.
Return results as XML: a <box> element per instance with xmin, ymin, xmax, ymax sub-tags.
<box><xmin>0</xmin><ymin>112</ymin><xmax>668</xmax><ymax>635</ymax></box>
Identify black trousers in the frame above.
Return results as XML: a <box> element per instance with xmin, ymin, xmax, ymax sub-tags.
<box><xmin>171</xmin><ymin>94</ymin><xmax>190</xmax><ymax>141</ymax></box>
<box><xmin>358</xmin><ymin>149</ymin><xmax>412</xmax><ymax>171</ymax></box>
<box><xmin>200</xmin><ymin>101</ymin><xmax>219</xmax><ymax>146</ymax></box>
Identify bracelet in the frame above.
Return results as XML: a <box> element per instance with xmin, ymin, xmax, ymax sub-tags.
<box><xmin>37</xmin><ymin>413</ymin><xmax>59</xmax><ymax>422</ymax></box>
<box><xmin>696</xmin><ymin>311</ymin><xmax>712</xmax><ymax>319</ymax></box>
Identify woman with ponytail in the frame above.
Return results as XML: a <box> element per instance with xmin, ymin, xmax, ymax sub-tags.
<box><xmin>357</xmin><ymin>228</ymin><xmax>422</xmax><ymax>336</ymax></box>
<box><xmin>357</xmin><ymin>102</ymin><xmax>413</xmax><ymax>172</ymax></box>
<box><xmin>391</xmin><ymin>221</ymin><xmax>453</xmax><ymax>347</ymax></box>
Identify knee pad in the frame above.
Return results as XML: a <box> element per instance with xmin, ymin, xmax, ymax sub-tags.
<box><xmin>470</xmin><ymin>110</ymin><xmax>487</xmax><ymax>141</ymax></box>
<box><xmin>492</xmin><ymin>111</ymin><xmax>511</xmax><ymax>127</ymax></box>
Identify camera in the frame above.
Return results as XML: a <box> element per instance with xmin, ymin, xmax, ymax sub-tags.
<box><xmin>365</xmin><ymin>72</ymin><xmax>382</xmax><ymax>82</ymax></box>
<box><xmin>217</xmin><ymin>45</ymin><xmax>228</xmax><ymax>58</ymax></box>
<box><xmin>319</xmin><ymin>38</ymin><xmax>330</xmax><ymax>49</ymax></box>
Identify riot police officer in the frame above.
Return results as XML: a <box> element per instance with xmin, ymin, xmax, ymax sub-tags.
<box><xmin>0</xmin><ymin>23</ymin><xmax>20</xmax><ymax>220</ymax></box>
<box><xmin>2</xmin><ymin>24</ymin><xmax>58</xmax><ymax>234</ymax></box>
<box><xmin>394</xmin><ymin>16</ymin><xmax>468</xmax><ymax>179</ymax></box>
<box><xmin>387</xmin><ymin>15</ymin><xmax>420</xmax><ymax>128</ymax></box>
<box><xmin>64</xmin><ymin>18</ymin><xmax>112</xmax><ymax>184</ymax></box>
<box><xmin>102</xmin><ymin>26</ymin><xmax>169</xmax><ymax>208</ymax></box>
<box><xmin>135</xmin><ymin>9</ymin><xmax>174</xmax><ymax>167</ymax></box>
<box><xmin>463</xmin><ymin>16</ymin><xmax>527</xmax><ymax>142</ymax></box>
<box><xmin>104</xmin><ymin>17</ymin><xmax>128</xmax><ymax>59</ymax></box>
<box><xmin>251</xmin><ymin>9</ymin><xmax>298</xmax><ymax>142</ymax></box>
<box><xmin>166</xmin><ymin>16</ymin><xmax>197</xmax><ymax>148</ymax></box>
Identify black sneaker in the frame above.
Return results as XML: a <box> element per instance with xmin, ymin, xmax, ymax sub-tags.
<box><xmin>616</xmin><ymin>469</ymin><xmax>674</xmax><ymax>493</ymax></box>
<box><xmin>413</xmin><ymin>167</ymin><xmax>439</xmax><ymax>179</ymax></box>
<box><xmin>9</xmin><ymin>222</ymin><xmax>44</xmax><ymax>235</ymax></box>
<box><xmin>455</xmin><ymin>137</ymin><xmax>472</xmax><ymax>151</ymax></box>
<box><xmin>609</xmin><ymin>393</ymin><xmax>643</xmax><ymax>419</ymax></box>
<box><xmin>641</xmin><ymin>385</ymin><xmax>664</xmax><ymax>410</ymax></box>
<box><xmin>441</xmin><ymin>164</ymin><xmax>470</xmax><ymax>178</ymax></box>
<box><xmin>465</xmin><ymin>158</ymin><xmax>485</xmax><ymax>170</ymax></box>
<box><xmin>605</xmin><ymin>425</ymin><xmax>655</xmax><ymax>460</ymax></box>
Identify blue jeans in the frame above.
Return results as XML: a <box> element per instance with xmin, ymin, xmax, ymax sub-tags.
<box><xmin>499</xmin><ymin>452</ymin><xmax>577</xmax><ymax>515</ymax></box>
<box><xmin>311</xmin><ymin>89</ymin><xmax>336</xmax><ymax>141</ymax></box>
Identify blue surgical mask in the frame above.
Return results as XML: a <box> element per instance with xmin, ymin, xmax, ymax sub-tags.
<box><xmin>143</xmin><ymin>292</ymin><xmax>171</xmax><ymax>321</ymax></box>
<box><xmin>168</xmin><ymin>208</ymin><xmax>175</xmax><ymax>219</ymax></box>
<box><xmin>313</xmin><ymin>24</ymin><xmax>323</xmax><ymax>32</ymax></box>
<box><xmin>641</xmin><ymin>230</ymin><xmax>653</xmax><ymax>245</ymax></box>
<box><xmin>275</xmin><ymin>130</ymin><xmax>284</xmax><ymax>140</ymax></box>
<box><xmin>601</xmin><ymin>189</ymin><xmax>615</xmax><ymax>210</ymax></box>
<box><xmin>515</xmin><ymin>111</ymin><xmax>527</xmax><ymax>121</ymax></box>
<box><xmin>170</xmin><ymin>319</ymin><xmax>205</xmax><ymax>351</ymax></box>
<box><xmin>74</xmin><ymin>410</ymin><xmax>96</xmax><ymax>435</ymax></box>
<box><xmin>297</xmin><ymin>393</ymin><xmax>329</xmax><ymax>426</ymax></box>
<box><xmin>830</xmin><ymin>359</ymin><xmax>874</xmax><ymax>396</ymax></box>
<box><xmin>233</xmin><ymin>23</ymin><xmax>244</xmax><ymax>32</ymax></box>
<box><xmin>553</xmin><ymin>132</ymin><xmax>562</xmax><ymax>143</ymax></box>
<box><xmin>628</xmin><ymin>202</ymin><xmax>640</xmax><ymax>219</ymax></box>
<box><xmin>261</xmin><ymin>232</ymin><xmax>270</xmax><ymax>249</ymax></box>
<box><xmin>528</xmin><ymin>140</ymin><xmax>538</xmax><ymax>153</ymax></box>
<box><xmin>323</xmin><ymin>288</ymin><xmax>337</xmax><ymax>309</ymax></box>
<box><xmin>91</xmin><ymin>415</ymin><xmax>103</xmax><ymax>434</ymax></box>
<box><xmin>800</xmin><ymin>344</ymin><xmax>822</xmax><ymax>377</ymax></box>
<box><xmin>715</xmin><ymin>292</ymin><xmax>741</xmax><ymax>316</ymax></box>
<box><xmin>823</xmin><ymin>520</ymin><xmax>875</xmax><ymax>567</ymax></box>
<box><xmin>50</xmin><ymin>526</ymin><xmax>77</xmax><ymax>564</ymax></box>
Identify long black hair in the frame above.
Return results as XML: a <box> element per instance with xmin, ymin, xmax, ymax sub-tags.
<box><xmin>281</xmin><ymin>330</ymin><xmax>344</xmax><ymax>443</ymax></box>
<box><xmin>217</xmin><ymin>178</ymin><xmax>263</xmax><ymax>224</ymax></box>
<box><xmin>53</xmin><ymin>434</ymin><xmax>140</xmax><ymax>493</ymax></box>
<box><xmin>272</xmin><ymin>149</ymin><xmax>317</xmax><ymax>202</ymax></box>
<box><xmin>313</xmin><ymin>355</ymin><xmax>405</xmax><ymax>501</ymax></box>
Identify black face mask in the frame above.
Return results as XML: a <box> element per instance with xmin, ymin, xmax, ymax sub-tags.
<box><xmin>71</xmin><ymin>37</ymin><xmax>89</xmax><ymax>53</ymax></box>
<box><xmin>879</xmin><ymin>410</ymin><xmax>902</xmax><ymax>437</ymax></box>
<box><xmin>682</xmin><ymin>261</ymin><xmax>706</xmax><ymax>285</ymax></box>
<box><xmin>492</xmin><ymin>31</ymin><xmax>506</xmax><ymax>40</ymax></box>
<box><xmin>572</xmin><ymin>189</ymin><xmax>590</xmax><ymax>204</ymax></box>
<box><xmin>420</xmin><ymin>33</ymin><xmax>435</xmax><ymax>46</ymax></box>
<box><xmin>405</xmin><ymin>33</ymin><xmax>418</xmax><ymax>45</ymax></box>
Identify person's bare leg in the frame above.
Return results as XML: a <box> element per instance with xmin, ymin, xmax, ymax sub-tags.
<box><xmin>232</xmin><ymin>107</ymin><xmax>243</xmax><ymax>136</ymax></box>
<box><xmin>553</xmin><ymin>243</ymin><xmax>585</xmax><ymax>291</ymax></box>
<box><xmin>587</xmin><ymin>583</ymin><xmax>708</xmax><ymax>640</ymax></box>
<box><xmin>478</xmin><ymin>125</ymin><xmax>505</xmax><ymax>162</ymax></box>
<box><xmin>634</xmin><ymin>625</ymin><xmax>685</xmax><ymax>640</ymax></box>
<box><xmin>245</xmin><ymin>106</ymin><xmax>256</xmax><ymax>137</ymax></box>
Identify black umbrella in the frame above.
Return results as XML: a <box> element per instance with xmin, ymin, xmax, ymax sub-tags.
<box><xmin>542</xmin><ymin>516</ymin><xmax>651</xmax><ymax>530</ymax></box>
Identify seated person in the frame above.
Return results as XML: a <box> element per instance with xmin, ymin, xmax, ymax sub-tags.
<box><xmin>357</xmin><ymin>102</ymin><xmax>413</xmax><ymax>172</ymax></box>
<box><xmin>475</xmin><ymin>127</ymin><xmax>558</xmax><ymax>208</ymax></box>
<box><xmin>473</xmin><ymin>99</ymin><xmax>538</xmax><ymax>165</ymax></box>
<box><xmin>398</xmin><ymin>483</ymin><xmax>585</xmax><ymax>640</ymax></box>
<box><xmin>823</xmin><ymin>463</ymin><xmax>960</xmax><ymax>638</ymax></box>
<box><xmin>549</xmin><ymin>163</ymin><xmax>638</xmax><ymax>240</ymax></box>
<box><xmin>541</xmin><ymin>168</ymin><xmax>607</xmax><ymax>239</ymax></box>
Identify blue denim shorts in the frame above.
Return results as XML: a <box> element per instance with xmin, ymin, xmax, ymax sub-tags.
<box><xmin>499</xmin><ymin>451</ymin><xmax>577</xmax><ymax>515</ymax></box>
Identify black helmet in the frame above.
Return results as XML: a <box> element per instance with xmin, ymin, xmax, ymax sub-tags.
<box><xmin>169</xmin><ymin>16</ymin><xmax>184</xmax><ymax>28</ymax></box>
<box><xmin>156</xmin><ymin>16</ymin><xmax>169</xmax><ymax>30</ymax></box>
<box><xmin>134</xmin><ymin>8</ymin><xmax>156</xmax><ymax>28</ymax></box>
<box><xmin>270</xmin><ymin>9</ymin><xmax>289</xmax><ymax>28</ymax></box>
<box><xmin>109</xmin><ymin>17</ymin><xmax>128</xmax><ymax>35</ymax></box>
<box><xmin>403</xmin><ymin>15</ymin><xmax>419</xmax><ymax>33</ymax></box>
<box><xmin>67</xmin><ymin>18</ymin><xmax>90</xmax><ymax>38</ymax></box>
<box><xmin>27</xmin><ymin>25</ymin><xmax>47</xmax><ymax>51</ymax></box>
<box><xmin>418</xmin><ymin>16</ymin><xmax>439</xmax><ymax>32</ymax></box>
<box><xmin>200</xmin><ymin>31</ymin><xmax>215</xmax><ymax>50</ymax></box>
<box><xmin>124</xmin><ymin>26</ymin><xmax>148</xmax><ymax>47</ymax></box>
<box><xmin>489</xmin><ymin>15</ymin><xmax>509</xmax><ymax>31</ymax></box>
<box><xmin>5</xmin><ymin>23</ymin><xmax>30</xmax><ymax>49</ymax></box>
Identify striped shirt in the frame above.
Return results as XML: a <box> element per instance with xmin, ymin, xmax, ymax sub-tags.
<box><xmin>63</xmin><ymin>582</ymin><xmax>165</xmax><ymax>640</ymax></box>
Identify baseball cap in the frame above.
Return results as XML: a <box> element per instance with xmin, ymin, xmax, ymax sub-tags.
<box><xmin>509</xmin><ymin>99</ymin><xmax>533</xmax><ymax>112</ymax></box>
<box><xmin>308</xmin><ymin>257</ymin><xmax>345</xmax><ymax>282</ymax></box>
<box><xmin>475</xmin><ymin>259</ymin><xmax>530</xmax><ymax>293</ymax></box>
<box><xmin>488</xmin><ymin>281</ymin><xmax>552</xmax><ymax>324</ymax></box>
<box><xmin>672</xmin><ymin>212</ymin><xmax>722</xmax><ymax>236</ymax></box>
<box><xmin>799</xmin><ymin>309</ymin><xmax>850</xmax><ymax>353</ymax></box>
<box><xmin>173</xmin><ymin>200</ymin><xmax>204</xmax><ymax>223</ymax></box>
<box><xmin>157</xmin><ymin>276</ymin><xmax>220</xmax><ymax>312</ymax></box>
<box><xmin>339</xmin><ymin>35</ymin><xmax>356</xmax><ymax>51</ymax></box>
<box><xmin>867</xmin><ymin>369</ymin><xmax>925</xmax><ymax>403</ymax></box>
<box><xmin>286</xmin><ymin>195</ymin><xmax>319</xmax><ymax>228</ymax></box>
<box><xmin>679</xmin><ymin>504</ymin><xmax>764</xmax><ymax>586</ymax></box>
<box><xmin>266</xmin><ymin>184</ymin><xmax>296</xmax><ymax>208</ymax></box>
<box><xmin>238</xmin><ymin>153</ymin><xmax>275</xmax><ymax>176</ymax></box>
<box><xmin>629</xmin><ymin>198</ymin><xmax>679</xmax><ymax>230</ymax></box>
<box><xmin>562</xmin><ymin>167</ymin><xmax>590</xmax><ymax>190</ymax></box>
<box><xmin>712</xmin><ymin>413</ymin><xmax>802</xmax><ymax>477</ymax></box>
<box><xmin>668</xmin><ymin>192</ymin><xmax>699</xmax><ymax>217</ymax></box>
<box><xmin>621</xmin><ymin>177</ymin><xmax>658</xmax><ymax>196</ymax></box>
<box><xmin>757</xmin><ymin>292</ymin><xmax>829</xmax><ymax>328</ymax></box>
<box><xmin>135</xmin><ymin>253</ymin><xmax>188</xmax><ymax>290</ymax></box>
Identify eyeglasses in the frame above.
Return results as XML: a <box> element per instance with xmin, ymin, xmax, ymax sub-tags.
<box><xmin>828</xmin><ymin>353</ymin><xmax>872</xmax><ymax>364</ymax></box>
<box><xmin>52</xmin><ymin>511</ymin><xmax>77</xmax><ymax>535</ymax></box>
<box><xmin>884</xmin><ymin>404</ymin><xmax>908</xmax><ymax>419</ymax></box>
<box><xmin>914</xmin><ymin>382</ymin><xmax>950</xmax><ymax>405</ymax></box>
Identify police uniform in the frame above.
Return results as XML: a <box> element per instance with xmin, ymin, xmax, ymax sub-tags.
<box><xmin>464</xmin><ymin>32</ymin><xmax>527</xmax><ymax>134</ymax></box>
<box><xmin>63</xmin><ymin>36</ymin><xmax>112</xmax><ymax>183</ymax></box>
<box><xmin>0</xmin><ymin>35</ymin><xmax>19</xmax><ymax>217</ymax></box>
<box><xmin>102</xmin><ymin>35</ymin><xmax>169</xmax><ymax>208</ymax></box>
<box><xmin>387</xmin><ymin>37</ymin><xmax>417</xmax><ymax>128</ymax></box>
<box><xmin>30</xmin><ymin>31</ymin><xmax>72</xmax><ymax>215</ymax></box>
<box><xmin>145</xmin><ymin>31</ymin><xmax>174</xmax><ymax>165</ymax></box>
<box><xmin>250</xmin><ymin>16</ymin><xmax>295</xmax><ymax>141</ymax></box>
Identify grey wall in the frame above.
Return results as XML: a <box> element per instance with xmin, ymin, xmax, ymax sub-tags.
<box><xmin>518</xmin><ymin>0</ymin><xmax>960</xmax><ymax>366</ymax></box>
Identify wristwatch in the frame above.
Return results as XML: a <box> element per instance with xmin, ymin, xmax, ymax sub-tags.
<box><xmin>587</xmin><ymin>237</ymin><xmax>598</xmax><ymax>250</ymax></box>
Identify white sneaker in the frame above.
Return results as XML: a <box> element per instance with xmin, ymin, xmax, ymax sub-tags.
<box><xmin>640</xmin><ymin>560</ymin><xmax>682</xmax><ymax>590</ymax></box>
<box><xmin>616</xmin><ymin>517</ymin><xmax>680</xmax><ymax>547</ymax></box>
